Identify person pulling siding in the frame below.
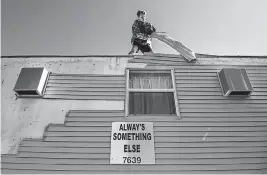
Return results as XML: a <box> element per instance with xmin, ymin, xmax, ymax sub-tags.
<box><xmin>128</xmin><ymin>10</ymin><xmax>156</xmax><ymax>55</ymax></box>
<box><xmin>128</xmin><ymin>10</ymin><xmax>196</xmax><ymax>62</ymax></box>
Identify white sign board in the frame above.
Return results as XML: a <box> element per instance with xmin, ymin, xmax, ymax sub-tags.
<box><xmin>110</xmin><ymin>122</ymin><xmax>155</xmax><ymax>164</ymax></box>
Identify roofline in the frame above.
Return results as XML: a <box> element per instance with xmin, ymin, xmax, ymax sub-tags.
<box><xmin>196</xmin><ymin>53</ymin><xmax>267</xmax><ymax>58</ymax></box>
<box><xmin>1</xmin><ymin>53</ymin><xmax>267</xmax><ymax>58</ymax></box>
<box><xmin>0</xmin><ymin>55</ymin><xmax>135</xmax><ymax>58</ymax></box>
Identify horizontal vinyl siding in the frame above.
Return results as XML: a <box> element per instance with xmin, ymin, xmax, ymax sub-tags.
<box><xmin>133</xmin><ymin>57</ymin><xmax>266</xmax><ymax>173</ymax></box>
<box><xmin>13</xmin><ymin>152</ymin><xmax>267</xmax><ymax>159</ymax></box>
<box><xmin>2</xmin><ymin>169</ymin><xmax>267</xmax><ymax>174</ymax></box>
<box><xmin>2</xmin><ymin>163</ymin><xmax>267</xmax><ymax>172</ymax></box>
<box><xmin>43</xmin><ymin>73</ymin><xmax>125</xmax><ymax>100</ymax></box>
<box><xmin>173</xmin><ymin>68</ymin><xmax>267</xmax><ymax>113</ymax></box>
<box><xmin>2</xmin><ymin>56</ymin><xmax>267</xmax><ymax>174</ymax></box>
<box><xmin>3</xmin><ymin>110</ymin><xmax>267</xmax><ymax>173</ymax></box>
<box><xmin>3</xmin><ymin>157</ymin><xmax>267</xmax><ymax>165</ymax></box>
<box><xmin>17</xmin><ymin>140</ymin><xmax>267</xmax><ymax>148</ymax></box>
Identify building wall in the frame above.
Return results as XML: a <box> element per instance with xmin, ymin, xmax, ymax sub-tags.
<box><xmin>1</xmin><ymin>54</ymin><xmax>267</xmax><ymax>173</ymax></box>
<box><xmin>1</xmin><ymin>56</ymin><xmax>147</xmax><ymax>154</ymax></box>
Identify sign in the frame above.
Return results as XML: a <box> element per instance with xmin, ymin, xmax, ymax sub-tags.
<box><xmin>110</xmin><ymin>122</ymin><xmax>155</xmax><ymax>164</ymax></box>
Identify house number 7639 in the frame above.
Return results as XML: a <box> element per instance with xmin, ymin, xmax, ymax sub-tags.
<box><xmin>123</xmin><ymin>157</ymin><xmax>141</xmax><ymax>163</ymax></box>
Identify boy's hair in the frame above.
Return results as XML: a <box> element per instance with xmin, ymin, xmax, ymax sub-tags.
<box><xmin>137</xmin><ymin>10</ymin><xmax>146</xmax><ymax>17</ymax></box>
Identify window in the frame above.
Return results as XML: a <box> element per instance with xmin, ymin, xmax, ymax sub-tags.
<box><xmin>125</xmin><ymin>68</ymin><xmax>180</xmax><ymax>117</ymax></box>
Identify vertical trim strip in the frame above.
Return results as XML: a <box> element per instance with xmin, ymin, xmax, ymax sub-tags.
<box><xmin>171</xmin><ymin>69</ymin><xmax>181</xmax><ymax>119</ymax></box>
<box><xmin>42</xmin><ymin>72</ymin><xmax>51</xmax><ymax>96</ymax></box>
<box><xmin>125</xmin><ymin>69</ymin><xmax>130</xmax><ymax>117</ymax></box>
<box><xmin>37</xmin><ymin>69</ymin><xmax>49</xmax><ymax>96</ymax></box>
<box><xmin>217</xmin><ymin>72</ymin><xmax>224</xmax><ymax>95</ymax></box>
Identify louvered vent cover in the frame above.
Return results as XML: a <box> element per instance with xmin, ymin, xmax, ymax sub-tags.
<box><xmin>13</xmin><ymin>67</ymin><xmax>49</xmax><ymax>97</ymax></box>
<box><xmin>218</xmin><ymin>68</ymin><xmax>253</xmax><ymax>96</ymax></box>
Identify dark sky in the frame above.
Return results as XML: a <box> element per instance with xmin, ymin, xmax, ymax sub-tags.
<box><xmin>2</xmin><ymin>0</ymin><xmax>267</xmax><ymax>56</ymax></box>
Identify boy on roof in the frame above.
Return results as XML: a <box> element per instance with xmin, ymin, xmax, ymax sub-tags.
<box><xmin>128</xmin><ymin>10</ymin><xmax>156</xmax><ymax>55</ymax></box>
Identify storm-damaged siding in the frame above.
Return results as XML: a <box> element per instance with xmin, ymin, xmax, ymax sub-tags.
<box><xmin>1</xmin><ymin>54</ymin><xmax>267</xmax><ymax>173</ymax></box>
<box><xmin>44</xmin><ymin>73</ymin><xmax>125</xmax><ymax>100</ymax></box>
<box><xmin>2</xmin><ymin>109</ymin><xmax>267</xmax><ymax>173</ymax></box>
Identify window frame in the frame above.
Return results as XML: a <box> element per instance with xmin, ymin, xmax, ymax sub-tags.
<box><xmin>125</xmin><ymin>68</ymin><xmax>180</xmax><ymax>118</ymax></box>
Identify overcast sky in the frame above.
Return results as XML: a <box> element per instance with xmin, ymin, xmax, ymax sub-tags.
<box><xmin>1</xmin><ymin>0</ymin><xmax>267</xmax><ymax>56</ymax></box>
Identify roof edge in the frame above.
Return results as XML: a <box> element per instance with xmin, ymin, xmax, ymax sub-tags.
<box><xmin>195</xmin><ymin>53</ymin><xmax>267</xmax><ymax>58</ymax></box>
<box><xmin>1</xmin><ymin>54</ymin><xmax>135</xmax><ymax>58</ymax></box>
<box><xmin>1</xmin><ymin>53</ymin><xmax>267</xmax><ymax>58</ymax></box>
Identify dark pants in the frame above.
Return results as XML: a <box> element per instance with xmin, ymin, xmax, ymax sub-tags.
<box><xmin>128</xmin><ymin>40</ymin><xmax>153</xmax><ymax>54</ymax></box>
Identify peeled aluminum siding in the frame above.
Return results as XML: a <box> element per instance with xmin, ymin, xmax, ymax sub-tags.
<box><xmin>2</xmin><ymin>109</ymin><xmax>267</xmax><ymax>173</ymax></box>
<box><xmin>2</xmin><ymin>55</ymin><xmax>267</xmax><ymax>174</ymax></box>
<box><xmin>43</xmin><ymin>73</ymin><xmax>125</xmax><ymax>100</ymax></box>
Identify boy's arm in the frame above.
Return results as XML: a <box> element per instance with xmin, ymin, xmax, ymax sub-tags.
<box><xmin>132</xmin><ymin>20</ymin><xmax>139</xmax><ymax>33</ymax></box>
<box><xmin>152</xmin><ymin>25</ymin><xmax>156</xmax><ymax>33</ymax></box>
<box><xmin>132</xmin><ymin>20</ymin><xmax>140</xmax><ymax>38</ymax></box>
<box><xmin>143</xmin><ymin>22</ymin><xmax>156</xmax><ymax>36</ymax></box>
